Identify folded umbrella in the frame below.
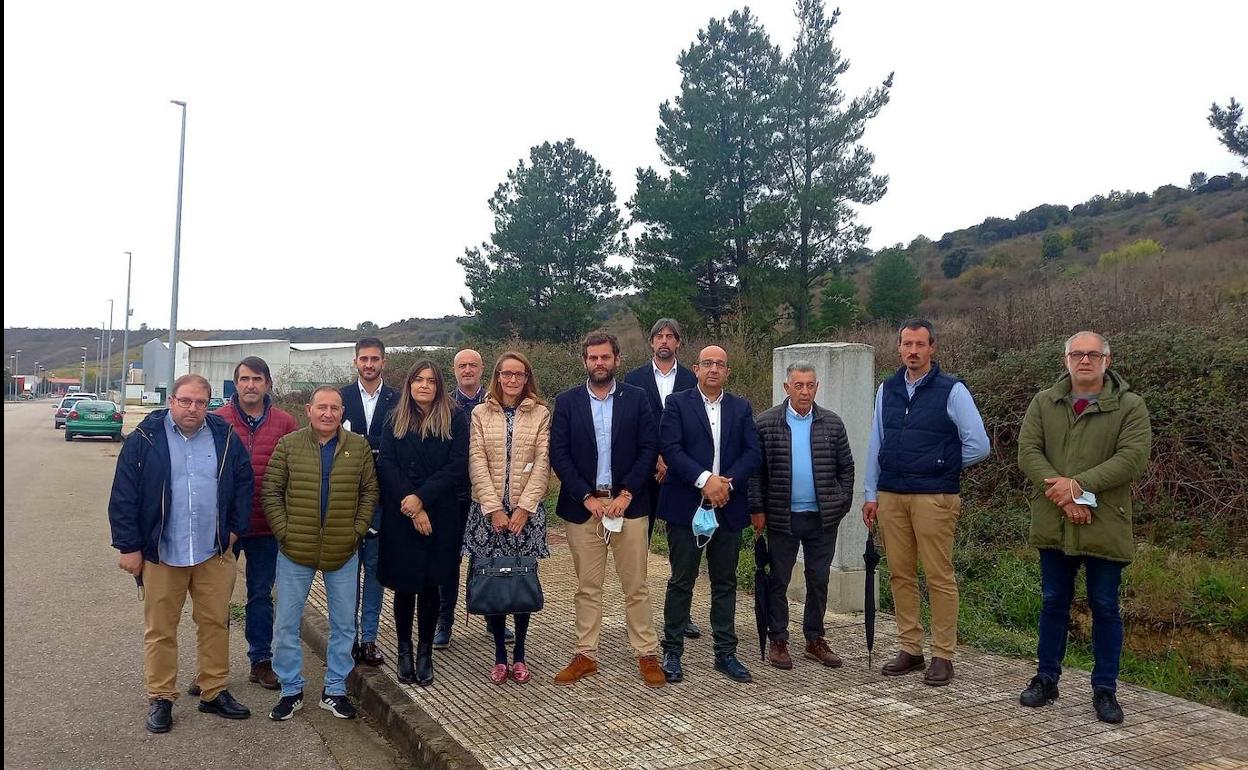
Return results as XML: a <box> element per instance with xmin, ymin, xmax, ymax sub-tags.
<box><xmin>863</xmin><ymin>531</ymin><xmax>881</xmax><ymax>670</ymax></box>
<box><xmin>753</xmin><ymin>534</ymin><xmax>772</xmax><ymax>662</ymax></box>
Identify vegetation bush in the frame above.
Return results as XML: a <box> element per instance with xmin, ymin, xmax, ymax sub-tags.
<box><xmin>1097</xmin><ymin>238</ymin><xmax>1165</xmax><ymax>269</ymax></box>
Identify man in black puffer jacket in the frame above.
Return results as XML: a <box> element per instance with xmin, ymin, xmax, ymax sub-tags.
<box><xmin>749</xmin><ymin>361</ymin><xmax>854</xmax><ymax>671</ymax></box>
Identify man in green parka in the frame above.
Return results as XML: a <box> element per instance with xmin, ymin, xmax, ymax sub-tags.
<box><xmin>262</xmin><ymin>386</ymin><xmax>378</xmax><ymax>722</ymax></box>
<box><xmin>1017</xmin><ymin>331</ymin><xmax>1151</xmax><ymax>725</ymax></box>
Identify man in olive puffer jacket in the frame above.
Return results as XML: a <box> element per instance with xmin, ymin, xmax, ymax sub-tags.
<box><xmin>261</xmin><ymin>386</ymin><xmax>378</xmax><ymax>722</ymax></box>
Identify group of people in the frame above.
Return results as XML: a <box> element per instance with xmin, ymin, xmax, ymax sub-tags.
<box><xmin>108</xmin><ymin>318</ymin><xmax>1150</xmax><ymax>734</ymax></box>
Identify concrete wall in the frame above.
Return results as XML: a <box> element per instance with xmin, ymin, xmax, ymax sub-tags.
<box><xmin>771</xmin><ymin>342</ymin><xmax>877</xmax><ymax>612</ymax></box>
<box><xmin>286</xmin><ymin>347</ymin><xmax>356</xmax><ymax>386</ymax></box>
<box><xmin>186</xmin><ymin>341</ymin><xmax>291</xmax><ymax>396</ymax></box>
<box><xmin>140</xmin><ymin>339</ymin><xmax>189</xmax><ymax>392</ymax></box>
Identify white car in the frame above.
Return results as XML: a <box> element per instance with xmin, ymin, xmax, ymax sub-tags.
<box><xmin>53</xmin><ymin>393</ymin><xmax>97</xmax><ymax>429</ymax></box>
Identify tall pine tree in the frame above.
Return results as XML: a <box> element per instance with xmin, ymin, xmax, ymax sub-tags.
<box><xmin>775</xmin><ymin>0</ymin><xmax>892</xmax><ymax>335</ymax></box>
<box><xmin>459</xmin><ymin>139</ymin><xmax>623</xmax><ymax>342</ymax></box>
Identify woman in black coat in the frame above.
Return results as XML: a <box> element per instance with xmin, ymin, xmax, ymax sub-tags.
<box><xmin>377</xmin><ymin>360</ymin><xmax>469</xmax><ymax>686</ymax></box>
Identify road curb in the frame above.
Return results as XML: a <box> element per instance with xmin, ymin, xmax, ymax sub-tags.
<box><xmin>301</xmin><ymin>607</ymin><xmax>485</xmax><ymax>770</ymax></box>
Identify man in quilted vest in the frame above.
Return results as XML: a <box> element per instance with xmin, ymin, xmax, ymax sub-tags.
<box><xmin>209</xmin><ymin>356</ymin><xmax>298</xmax><ymax>690</ymax></box>
<box><xmin>262</xmin><ymin>386</ymin><xmax>378</xmax><ymax>721</ymax></box>
<box><xmin>862</xmin><ymin>319</ymin><xmax>989</xmax><ymax>686</ymax></box>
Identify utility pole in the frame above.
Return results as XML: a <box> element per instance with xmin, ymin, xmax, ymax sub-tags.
<box><xmin>121</xmin><ymin>251</ymin><xmax>133</xmax><ymax>411</ymax></box>
<box><xmin>167</xmin><ymin>100</ymin><xmax>187</xmax><ymax>399</ymax></box>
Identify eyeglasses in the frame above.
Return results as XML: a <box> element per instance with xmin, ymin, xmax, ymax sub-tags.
<box><xmin>173</xmin><ymin>397</ymin><xmax>209</xmax><ymax>409</ymax></box>
<box><xmin>1066</xmin><ymin>351</ymin><xmax>1107</xmax><ymax>362</ymax></box>
<box><xmin>697</xmin><ymin>360</ymin><xmax>728</xmax><ymax>370</ymax></box>
<box><xmin>498</xmin><ymin>371</ymin><xmax>528</xmax><ymax>381</ymax></box>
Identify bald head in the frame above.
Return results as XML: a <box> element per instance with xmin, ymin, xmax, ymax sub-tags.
<box><xmin>453</xmin><ymin>349</ymin><xmax>484</xmax><ymax>395</ymax></box>
<box><xmin>694</xmin><ymin>345</ymin><xmax>730</xmax><ymax>396</ymax></box>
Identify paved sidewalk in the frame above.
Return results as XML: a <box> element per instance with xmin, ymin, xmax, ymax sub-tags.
<box><xmin>310</xmin><ymin>527</ymin><xmax>1248</xmax><ymax>770</ymax></box>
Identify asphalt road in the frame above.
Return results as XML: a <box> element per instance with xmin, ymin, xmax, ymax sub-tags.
<box><xmin>2</xmin><ymin>401</ymin><xmax>405</xmax><ymax>769</ymax></box>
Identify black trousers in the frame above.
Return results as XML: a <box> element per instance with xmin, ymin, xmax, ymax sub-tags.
<box><xmin>662</xmin><ymin>517</ymin><xmax>739</xmax><ymax>657</ymax></box>
<box><xmin>394</xmin><ymin>588</ymin><xmax>440</xmax><ymax>647</ymax></box>
<box><xmin>766</xmin><ymin>513</ymin><xmax>838</xmax><ymax>643</ymax></box>
<box><xmin>437</xmin><ymin>499</ymin><xmax>471</xmax><ymax>625</ymax></box>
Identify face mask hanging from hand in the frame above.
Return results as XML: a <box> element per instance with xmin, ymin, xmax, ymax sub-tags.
<box><xmin>598</xmin><ymin>513</ymin><xmax>624</xmax><ymax>545</ymax></box>
<box><xmin>692</xmin><ymin>499</ymin><xmax>719</xmax><ymax>548</ymax></box>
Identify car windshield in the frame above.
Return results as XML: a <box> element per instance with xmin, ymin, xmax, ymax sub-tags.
<box><xmin>76</xmin><ymin>401</ymin><xmax>117</xmax><ymax>414</ymax></box>
<box><xmin>61</xmin><ymin>397</ymin><xmax>86</xmax><ymax>408</ymax></box>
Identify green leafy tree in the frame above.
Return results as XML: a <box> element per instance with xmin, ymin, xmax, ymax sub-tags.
<box><xmin>632</xmin><ymin>8</ymin><xmax>783</xmax><ymax>335</ymax></box>
<box><xmin>1208</xmin><ymin>98</ymin><xmax>1248</xmax><ymax>166</ymax></box>
<box><xmin>1189</xmin><ymin>171</ymin><xmax>1208</xmax><ymax>191</ymax></box>
<box><xmin>774</xmin><ymin>0</ymin><xmax>892</xmax><ymax>335</ymax></box>
<box><xmin>941</xmin><ymin>247</ymin><xmax>971</xmax><ymax>279</ymax></box>
<box><xmin>867</xmin><ymin>249</ymin><xmax>921</xmax><ymax>323</ymax></box>
<box><xmin>459</xmin><ymin>139</ymin><xmax>624</xmax><ymax>342</ymax></box>
<box><xmin>356</xmin><ymin>321</ymin><xmax>378</xmax><ymax>333</ymax></box>
<box><xmin>1070</xmin><ymin>226</ymin><xmax>1095</xmax><ymax>253</ymax></box>
<box><xmin>1041</xmin><ymin>231</ymin><xmax>1067</xmax><ymax>261</ymax></box>
<box><xmin>816</xmin><ymin>275</ymin><xmax>858</xmax><ymax>332</ymax></box>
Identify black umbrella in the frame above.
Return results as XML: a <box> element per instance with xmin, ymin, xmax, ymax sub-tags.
<box><xmin>753</xmin><ymin>534</ymin><xmax>772</xmax><ymax>662</ymax></box>
<box><xmin>863</xmin><ymin>531</ymin><xmax>881</xmax><ymax>670</ymax></box>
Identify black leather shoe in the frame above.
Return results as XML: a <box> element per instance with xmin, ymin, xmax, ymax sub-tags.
<box><xmin>415</xmin><ymin>643</ymin><xmax>434</xmax><ymax>686</ymax></box>
<box><xmin>198</xmin><ymin>689</ymin><xmax>251</xmax><ymax>719</ymax></box>
<box><xmin>1020</xmin><ymin>675</ymin><xmax>1060</xmax><ymax>707</ymax></box>
<box><xmin>359</xmin><ymin>641</ymin><xmax>384</xmax><ymax>667</ymax></box>
<box><xmin>1093</xmin><ymin>687</ymin><xmax>1124</xmax><ymax>724</ymax></box>
<box><xmin>714</xmin><ymin>653</ymin><xmax>753</xmax><ymax>683</ymax></box>
<box><xmin>146</xmin><ymin>698</ymin><xmax>173</xmax><ymax>734</ymax></box>
<box><xmin>396</xmin><ymin>641</ymin><xmax>416</xmax><ymax>684</ymax></box>
<box><xmin>684</xmin><ymin>620</ymin><xmax>702</xmax><ymax>639</ymax></box>
<box><xmin>661</xmin><ymin>651</ymin><xmax>684</xmax><ymax>683</ymax></box>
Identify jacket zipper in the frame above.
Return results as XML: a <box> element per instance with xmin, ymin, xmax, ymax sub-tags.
<box><xmin>215</xmin><ymin>425</ymin><xmax>233</xmax><ymax>555</ymax></box>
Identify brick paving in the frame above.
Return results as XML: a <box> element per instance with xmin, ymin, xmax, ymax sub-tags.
<box><xmin>308</xmin><ymin>528</ymin><xmax>1248</xmax><ymax>770</ymax></box>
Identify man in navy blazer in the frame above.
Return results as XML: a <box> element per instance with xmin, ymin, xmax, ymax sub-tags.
<box><xmin>338</xmin><ymin>337</ymin><xmax>399</xmax><ymax>667</ymax></box>
<box><xmin>623</xmin><ymin>318</ymin><xmax>703</xmax><ymax>640</ymax></box>
<box><xmin>550</xmin><ymin>333</ymin><xmax>665</xmax><ymax>687</ymax></box>
<box><xmin>658</xmin><ymin>345</ymin><xmax>762</xmax><ymax>685</ymax></box>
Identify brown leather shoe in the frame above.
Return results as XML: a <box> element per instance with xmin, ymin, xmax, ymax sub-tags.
<box><xmin>638</xmin><ymin>655</ymin><xmax>666</xmax><ymax>688</ymax></box>
<box><xmin>804</xmin><ymin>638</ymin><xmax>843</xmax><ymax>668</ymax></box>
<box><xmin>768</xmin><ymin>639</ymin><xmax>793</xmax><ymax>670</ymax></box>
<box><xmin>923</xmin><ymin>656</ymin><xmax>954</xmax><ymax>686</ymax></box>
<box><xmin>249</xmin><ymin>660</ymin><xmax>280</xmax><ymax>690</ymax></box>
<box><xmin>359</xmin><ymin>641</ymin><xmax>384</xmax><ymax>667</ymax></box>
<box><xmin>553</xmin><ymin>654</ymin><xmax>598</xmax><ymax>686</ymax></box>
<box><xmin>881</xmin><ymin>650</ymin><xmax>926</xmax><ymax>676</ymax></box>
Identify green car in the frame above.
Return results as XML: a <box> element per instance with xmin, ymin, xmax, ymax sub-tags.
<box><xmin>208</xmin><ymin>396</ymin><xmax>226</xmax><ymax>410</ymax></box>
<box><xmin>65</xmin><ymin>399</ymin><xmax>123</xmax><ymax>442</ymax></box>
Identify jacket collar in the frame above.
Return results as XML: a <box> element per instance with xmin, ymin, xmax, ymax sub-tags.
<box><xmin>1045</xmin><ymin>369</ymin><xmax>1127</xmax><ymax>411</ymax></box>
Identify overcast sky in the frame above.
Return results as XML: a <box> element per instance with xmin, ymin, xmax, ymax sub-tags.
<box><xmin>4</xmin><ymin>0</ymin><xmax>1244</xmax><ymax>331</ymax></box>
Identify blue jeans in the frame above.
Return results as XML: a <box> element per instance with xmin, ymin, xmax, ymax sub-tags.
<box><xmin>358</xmin><ymin>534</ymin><xmax>382</xmax><ymax>643</ymax></box>
<box><xmin>273</xmin><ymin>552</ymin><xmax>358</xmax><ymax>697</ymax></box>
<box><xmin>233</xmin><ymin>535</ymin><xmax>278</xmax><ymax>665</ymax></box>
<box><xmin>1036</xmin><ymin>548</ymin><xmax>1124</xmax><ymax>691</ymax></box>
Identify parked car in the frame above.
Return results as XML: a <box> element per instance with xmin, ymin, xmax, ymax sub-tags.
<box><xmin>64</xmin><ymin>399</ymin><xmax>123</xmax><ymax>442</ymax></box>
<box><xmin>208</xmin><ymin>396</ymin><xmax>226</xmax><ymax>410</ymax></box>
<box><xmin>53</xmin><ymin>393</ymin><xmax>98</xmax><ymax>429</ymax></box>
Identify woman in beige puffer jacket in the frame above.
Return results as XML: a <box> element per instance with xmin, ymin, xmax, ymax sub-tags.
<box><xmin>463</xmin><ymin>351</ymin><xmax>551</xmax><ymax>685</ymax></box>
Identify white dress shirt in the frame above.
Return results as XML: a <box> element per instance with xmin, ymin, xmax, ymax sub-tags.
<box><xmin>694</xmin><ymin>386</ymin><xmax>723</xmax><ymax>488</ymax></box>
<box><xmin>358</xmin><ymin>380</ymin><xmax>381</xmax><ymax>433</ymax></box>
<box><xmin>652</xmin><ymin>360</ymin><xmax>678</xmax><ymax>408</ymax></box>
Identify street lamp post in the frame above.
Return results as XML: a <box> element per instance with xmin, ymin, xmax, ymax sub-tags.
<box><xmin>8</xmin><ymin>355</ymin><xmax>14</xmax><ymax>400</ymax></box>
<box><xmin>80</xmin><ymin>347</ymin><xmax>87</xmax><ymax>391</ymax></box>
<box><xmin>168</xmin><ymin>100</ymin><xmax>187</xmax><ymax>397</ymax></box>
<box><xmin>15</xmin><ymin>350</ymin><xmax>20</xmax><ymax>399</ymax></box>
<box><xmin>105</xmin><ymin>299</ymin><xmax>114</xmax><ymax>398</ymax></box>
<box><xmin>121</xmin><ymin>251</ymin><xmax>133</xmax><ymax>412</ymax></box>
<box><xmin>95</xmin><ymin>332</ymin><xmax>103</xmax><ymax>393</ymax></box>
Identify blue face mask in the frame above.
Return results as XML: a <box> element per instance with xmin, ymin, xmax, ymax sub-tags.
<box><xmin>692</xmin><ymin>500</ymin><xmax>719</xmax><ymax>548</ymax></box>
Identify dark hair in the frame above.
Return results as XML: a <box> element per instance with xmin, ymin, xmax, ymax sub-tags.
<box><xmin>897</xmin><ymin>318</ymin><xmax>936</xmax><ymax>344</ymax></box>
<box><xmin>309</xmin><ymin>384</ymin><xmax>342</xmax><ymax>403</ymax></box>
<box><xmin>233</xmin><ymin>356</ymin><xmax>272</xmax><ymax>383</ymax></box>
<box><xmin>172</xmin><ymin>373</ymin><xmax>211</xmax><ymax>398</ymax></box>
<box><xmin>581</xmin><ymin>331</ymin><xmax>620</xmax><ymax>359</ymax></box>
<box><xmin>649</xmin><ymin>318</ymin><xmax>682</xmax><ymax>342</ymax></box>
<box><xmin>354</xmin><ymin>337</ymin><xmax>385</xmax><ymax>356</ymax></box>
<box><xmin>392</xmin><ymin>360</ymin><xmax>456</xmax><ymax>440</ymax></box>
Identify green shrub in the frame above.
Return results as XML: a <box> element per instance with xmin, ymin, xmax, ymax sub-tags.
<box><xmin>956</xmin><ymin>264</ymin><xmax>1006</xmax><ymax>291</ymax></box>
<box><xmin>1097</xmin><ymin>238</ymin><xmax>1165</xmax><ymax>269</ymax></box>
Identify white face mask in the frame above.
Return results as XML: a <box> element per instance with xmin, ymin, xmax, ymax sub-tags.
<box><xmin>598</xmin><ymin>514</ymin><xmax>624</xmax><ymax>544</ymax></box>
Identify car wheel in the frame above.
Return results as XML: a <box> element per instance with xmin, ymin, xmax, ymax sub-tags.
<box><xmin>112</xmin><ymin>433</ymin><xmax>122</xmax><ymax>442</ymax></box>
<box><xmin>64</xmin><ymin>431</ymin><xmax>73</xmax><ymax>442</ymax></box>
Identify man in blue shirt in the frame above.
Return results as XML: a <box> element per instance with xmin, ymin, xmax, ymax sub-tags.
<box><xmin>862</xmin><ymin>319</ymin><xmax>990</xmax><ymax>686</ymax></box>
<box><xmin>108</xmin><ymin>374</ymin><xmax>254</xmax><ymax>734</ymax></box>
<box><xmin>749</xmin><ymin>362</ymin><xmax>855</xmax><ymax>670</ymax></box>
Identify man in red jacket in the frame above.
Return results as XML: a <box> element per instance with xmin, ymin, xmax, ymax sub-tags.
<box><xmin>211</xmin><ymin>356</ymin><xmax>299</xmax><ymax>688</ymax></box>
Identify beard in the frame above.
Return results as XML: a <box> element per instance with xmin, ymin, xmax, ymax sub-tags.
<box><xmin>589</xmin><ymin>368</ymin><xmax>616</xmax><ymax>385</ymax></box>
<box><xmin>654</xmin><ymin>346</ymin><xmax>674</xmax><ymax>360</ymax></box>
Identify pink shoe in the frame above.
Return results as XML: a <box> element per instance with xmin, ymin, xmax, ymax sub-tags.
<box><xmin>489</xmin><ymin>664</ymin><xmax>509</xmax><ymax>685</ymax></box>
<box><xmin>510</xmin><ymin>662</ymin><xmax>531</xmax><ymax>684</ymax></box>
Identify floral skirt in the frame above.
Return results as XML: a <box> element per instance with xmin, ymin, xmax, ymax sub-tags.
<box><xmin>462</xmin><ymin>500</ymin><xmax>550</xmax><ymax>559</ymax></box>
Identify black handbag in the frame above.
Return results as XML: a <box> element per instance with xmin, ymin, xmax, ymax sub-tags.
<box><xmin>466</xmin><ymin>555</ymin><xmax>544</xmax><ymax>616</ymax></box>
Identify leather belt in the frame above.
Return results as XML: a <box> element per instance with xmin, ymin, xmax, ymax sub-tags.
<box><xmin>589</xmin><ymin>490</ymin><xmax>612</xmax><ymax>499</ymax></box>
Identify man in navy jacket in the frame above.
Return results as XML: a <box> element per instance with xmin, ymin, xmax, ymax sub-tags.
<box><xmin>657</xmin><ymin>345</ymin><xmax>762</xmax><ymax>685</ymax></box>
<box><xmin>108</xmin><ymin>374</ymin><xmax>254</xmax><ymax>733</ymax></box>
<box><xmin>550</xmin><ymin>333</ymin><xmax>665</xmax><ymax>687</ymax></box>
<box><xmin>339</xmin><ymin>337</ymin><xmax>399</xmax><ymax>667</ymax></box>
